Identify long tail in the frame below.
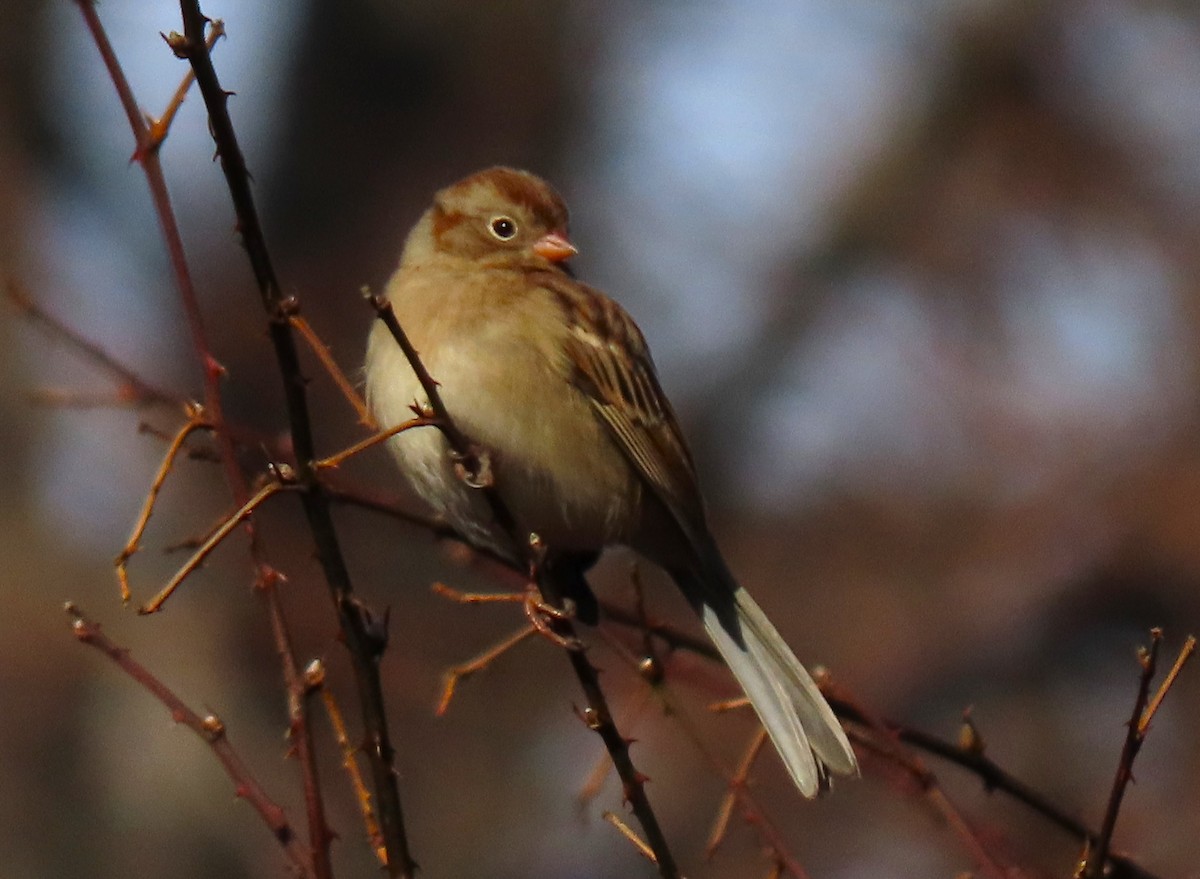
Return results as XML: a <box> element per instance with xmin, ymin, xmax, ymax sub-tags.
<box><xmin>676</xmin><ymin>561</ymin><xmax>858</xmax><ymax>797</ymax></box>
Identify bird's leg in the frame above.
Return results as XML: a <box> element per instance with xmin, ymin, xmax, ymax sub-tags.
<box><xmin>524</xmin><ymin>533</ymin><xmax>584</xmax><ymax>650</ymax></box>
<box><xmin>521</xmin><ymin>581</ymin><xmax>583</xmax><ymax>650</ymax></box>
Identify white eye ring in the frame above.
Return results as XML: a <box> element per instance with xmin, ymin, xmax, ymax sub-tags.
<box><xmin>489</xmin><ymin>215</ymin><xmax>518</xmax><ymax>240</ymax></box>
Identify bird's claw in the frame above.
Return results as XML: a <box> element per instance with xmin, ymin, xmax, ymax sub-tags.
<box><xmin>523</xmin><ymin>584</ymin><xmax>583</xmax><ymax>651</ymax></box>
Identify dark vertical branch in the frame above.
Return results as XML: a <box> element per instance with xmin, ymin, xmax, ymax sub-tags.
<box><xmin>542</xmin><ymin>572</ymin><xmax>681</xmax><ymax>879</ymax></box>
<box><xmin>75</xmin><ymin>4</ymin><xmax>331</xmax><ymax>876</ymax></box>
<box><xmin>172</xmin><ymin>2</ymin><xmax>416</xmax><ymax>875</ymax></box>
<box><xmin>1080</xmin><ymin>630</ymin><xmax>1161</xmax><ymax>879</ymax></box>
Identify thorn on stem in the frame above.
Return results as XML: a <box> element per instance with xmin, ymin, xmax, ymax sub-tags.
<box><xmin>162</xmin><ymin>30</ymin><xmax>190</xmax><ymax>58</ymax></box>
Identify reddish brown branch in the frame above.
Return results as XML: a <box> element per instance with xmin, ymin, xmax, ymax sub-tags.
<box><xmin>66</xmin><ymin>603</ymin><xmax>315</xmax><ymax>879</ymax></box>
<box><xmin>261</xmin><ymin>569</ymin><xmax>334</xmax><ymax>873</ymax></box>
<box><xmin>845</xmin><ymin>724</ymin><xmax>1010</xmax><ymax>879</ymax></box>
<box><xmin>6</xmin><ymin>281</ymin><xmax>181</xmax><ymax>407</ymax></box>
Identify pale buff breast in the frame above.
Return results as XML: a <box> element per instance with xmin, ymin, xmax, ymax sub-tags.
<box><xmin>365</xmin><ymin>277</ymin><xmax>641</xmax><ymax>559</ymax></box>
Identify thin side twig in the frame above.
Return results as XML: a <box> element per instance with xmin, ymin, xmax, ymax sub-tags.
<box><xmin>602</xmin><ymin>811</ymin><xmax>659</xmax><ymax>866</ymax></box>
<box><xmin>138</xmin><ymin>475</ymin><xmax>290</xmax><ymax>615</ymax></box>
<box><xmin>706</xmin><ymin>727</ymin><xmax>769</xmax><ymax>859</ymax></box>
<box><xmin>1138</xmin><ymin>634</ymin><xmax>1195</xmax><ymax>735</ymax></box>
<box><xmin>307</xmin><ymin>660</ymin><xmax>387</xmax><ymax>867</ymax></box>
<box><xmin>290</xmin><ymin>314</ymin><xmax>376</xmax><ymax>427</ymax></box>
<box><xmin>314</xmin><ymin>417</ymin><xmax>435</xmax><ymax>471</ymax></box>
<box><xmin>66</xmin><ymin>603</ymin><xmax>315</xmax><ymax>879</ymax></box>
<box><xmin>115</xmin><ymin>403</ymin><xmax>212</xmax><ymax>603</ymax></box>
<box><xmin>1079</xmin><ymin>630</ymin><xmax>1169</xmax><ymax>879</ymax></box>
<box><xmin>435</xmin><ymin>622</ymin><xmax>537</xmax><ymax>716</ymax></box>
<box><xmin>144</xmin><ymin>19</ymin><xmax>225</xmax><ymax>154</ymax></box>
<box><xmin>6</xmin><ymin>281</ymin><xmax>181</xmax><ymax>407</ymax></box>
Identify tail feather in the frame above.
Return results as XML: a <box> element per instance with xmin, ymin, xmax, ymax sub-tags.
<box><xmin>733</xmin><ymin>589</ymin><xmax>858</xmax><ymax>777</ymax></box>
<box><xmin>693</xmin><ymin>580</ymin><xmax>857</xmax><ymax>797</ymax></box>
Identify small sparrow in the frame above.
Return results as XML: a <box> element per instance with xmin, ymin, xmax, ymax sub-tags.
<box><xmin>365</xmin><ymin>167</ymin><xmax>857</xmax><ymax>796</ymax></box>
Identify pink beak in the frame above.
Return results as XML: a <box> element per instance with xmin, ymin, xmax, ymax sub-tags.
<box><xmin>533</xmin><ymin>231</ymin><xmax>578</xmax><ymax>263</ymax></box>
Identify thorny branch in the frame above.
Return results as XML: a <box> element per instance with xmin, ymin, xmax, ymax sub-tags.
<box><xmin>74</xmin><ymin>4</ymin><xmax>333</xmax><ymax>876</ymax></box>
<box><xmin>1080</xmin><ymin>632</ymin><xmax>1193</xmax><ymax>879</ymax></box>
<box><xmin>66</xmin><ymin>603</ymin><xmax>316</xmax><ymax>879</ymax></box>
<box><xmin>172</xmin><ymin>2</ymin><xmax>416</xmax><ymax>873</ymax></box>
<box><xmin>598</xmin><ymin>629</ymin><xmax>810</xmax><ymax>877</ymax></box>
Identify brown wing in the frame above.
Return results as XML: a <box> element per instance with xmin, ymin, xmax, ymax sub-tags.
<box><xmin>536</xmin><ymin>272</ymin><xmax>710</xmax><ymax>551</ymax></box>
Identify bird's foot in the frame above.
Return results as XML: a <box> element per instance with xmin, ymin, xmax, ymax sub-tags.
<box><xmin>523</xmin><ymin>583</ymin><xmax>583</xmax><ymax>651</ymax></box>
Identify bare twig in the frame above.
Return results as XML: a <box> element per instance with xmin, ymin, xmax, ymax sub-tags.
<box><xmin>435</xmin><ymin>623</ymin><xmax>537</xmax><ymax>716</ymax></box>
<box><xmin>171</xmin><ymin>3</ymin><xmax>416</xmax><ymax>872</ymax></box>
<box><xmin>6</xmin><ymin>281</ymin><xmax>181</xmax><ymax>406</ymax></box>
<box><xmin>314</xmin><ymin>417</ymin><xmax>435</xmax><ymax>471</ymax></box>
<box><xmin>290</xmin><ymin>314</ymin><xmax>376</xmax><ymax>427</ymax></box>
<box><xmin>66</xmin><ymin>603</ymin><xmax>315</xmax><ymax>879</ymax></box>
<box><xmin>1138</xmin><ymin>635</ymin><xmax>1195</xmax><ymax>734</ymax></box>
<box><xmin>27</xmin><ymin>387</ymin><xmax>147</xmax><ymax>408</ymax></box>
<box><xmin>1079</xmin><ymin>630</ymin><xmax>1171</xmax><ymax>879</ymax></box>
<box><xmin>138</xmin><ymin>475</ymin><xmax>290</xmax><ymax>615</ymax></box>
<box><xmin>706</xmin><ymin>728</ymin><xmax>769</xmax><ymax>859</ymax></box>
<box><xmin>602</xmin><ymin>811</ymin><xmax>658</xmax><ymax>866</ymax></box>
<box><xmin>145</xmin><ymin>19</ymin><xmax>225</xmax><ymax>154</ymax></box>
<box><xmin>115</xmin><ymin>403</ymin><xmax>212</xmax><ymax>603</ymax></box>
<box><xmin>308</xmin><ymin>660</ymin><xmax>387</xmax><ymax>867</ymax></box>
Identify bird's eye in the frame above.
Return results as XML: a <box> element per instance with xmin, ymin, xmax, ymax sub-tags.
<box><xmin>489</xmin><ymin>216</ymin><xmax>518</xmax><ymax>240</ymax></box>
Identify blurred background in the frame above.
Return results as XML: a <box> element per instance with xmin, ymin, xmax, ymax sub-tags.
<box><xmin>3</xmin><ymin>0</ymin><xmax>1200</xmax><ymax>876</ymax></box>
